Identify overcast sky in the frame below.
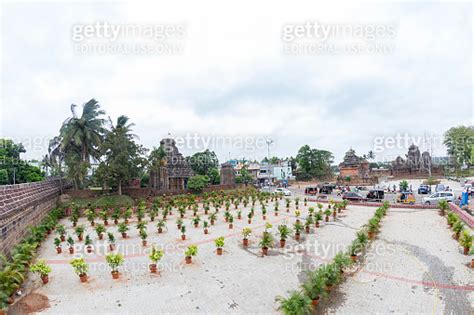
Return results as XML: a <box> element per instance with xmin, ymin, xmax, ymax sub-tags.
<box><xmin>1</xmin><ymin>1</ymin><xmax>472</xmax><ymax>165</ymax></box>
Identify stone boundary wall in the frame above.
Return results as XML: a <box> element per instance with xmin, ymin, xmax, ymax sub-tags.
<box><xmin>449</xmin><ymin>203</ymin><xmax>474</xmax><ymax>228</ymax></box>
<box><xmin>0</xmin><ymin>178</ymin><xmax>64</xmax><ymax>255</ymax></box>
<box><xmin>307</xmin><ymin>197</ymin><xmax>438</xmax><ymax>210</ymax></box>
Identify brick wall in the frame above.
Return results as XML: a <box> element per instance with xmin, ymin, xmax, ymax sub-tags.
<box><xmin>0</xmin><ymin>178</ymin><xmax>64</xmax><ymax>255</ymax></box>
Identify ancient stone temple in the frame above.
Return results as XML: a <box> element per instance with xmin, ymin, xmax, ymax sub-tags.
<box><xmin>220</xmin><ymin>162</ymin><xmax>236</xmax><ymax>186</ymax></box>
<box><xmin>338</xmin><ymin>148</ymin><xmax>370</xmax><ymax>184</ymax></box>
<box><xmin>391</xmin><ymin>144</ymin><xmax>439</xmax><ymax>176</ymax></box>
<box><xmin>149</xmin><ymin>138</ymin><xmax>194</xmax><ymax>191</ymax></box>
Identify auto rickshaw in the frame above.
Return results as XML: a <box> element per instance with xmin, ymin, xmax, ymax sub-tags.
<box><xmin>397</xmin><ymin>192</ymin><xmax>416</xmax><ymax>205</ymax></box>
<box><xmin>304</xmin><ymin>187</ymin><xmax>318</xmax><ymax>195</ymax></box>
<box><xmin>366</xmin><ymin>189</ymin><xmax>384</xmax><ymax>202</ymax></box>
<box><xmin>319</xmin><ymin>184</ymin><xmax>334</xmax><ymax>194</ymax></box>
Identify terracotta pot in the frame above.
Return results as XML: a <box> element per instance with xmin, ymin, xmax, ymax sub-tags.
<box><xmin>280</xmin><ymin>239</ymin><xmax>286</xmax><ymax>248</ymax></box>
<box><xmin>73</xmin><ymin>222</ymin><xmax>77</xmax><ymax>227</ymax></box>
<box><xmin>41</xmin><ymin>275</ymin><xmax>49</xmax><ymax>284</ymax></box>
<box><xmin>464</xmin><ymin>247</ymin><xmax>470</xmax><ymax>255</ymax></box>
<box><xmin>211</xmin><ymin>220</ymin><xmax>215</xmax><ymax>225</ymax></box>
<box><xmin>205</xmin><ymin>210</ymin><xmax>209</xmax><ymax>215</ymax></box>
<box><xmin>181</xmin><ymin>235</ymin><xmax>186</xmax><ymax>240</ymax></box>
<box><xmin>181</xmin><ymin>214</ymin><xmax>184</xmax><ymax>218</ymax></box>
<box><xmin>60</xmin><ymin>235</ymin><xmax>66</xmax><ymax>242</ymax></box>
<box><xmin>0</xmin><ymin>309</ymin><xmax>6</xmax><ymax>315</ymax></box>
<box><xmin>56</xmin><ymin>246</ymin><xmax>62</xmax><ymax>254</ymax></box>
<box><xmin>350</xmin><ymin>254</ymin><xmax>357</xmax><ymax>262</ymax></box>
<box><xmin>204</xmin><ymin>229</ymin><xmax>209</xmax><ymax>235</ymax></box>
<box><xmin>111</xmin><ymin>271</ymin><xmax>120</xmax><ymax>279</ymax></box>
<box><xmin>185</xmin><ymin>256</ymin><xmax>192</xmax><ymax>264</ymax></box>
<box><xmin>87</xmin><ymin>246</ymin><xmax>92</xmax><ymax>253</ymax></box>
<box><xmin>99</xmin><ymin>234</ymin><xmax>104</xmax><ymax>240</ymax></box>
<box><xmin>262</xmin><ymin>216</ymin><xmax>266</xmax><ymax>220</ymax></box>
<box><xmin>142</xmin><ymin>240</ymin><xmax>147</xmax><ymax>246</ymax></box>
<box><xmin>229</xmin><ymin>224</ymin><xmax>233</xmax><ymax>229</ymax></box>
<box><xmin>104</xmin><ymin>220</ymin><xmax>109</xmax><ymax>226</ymax></box>
<box><xmin>7</xmin><ymin>296</ymin><xmax>14</xmax><ymax>305</ymax></box>
<box><xmin>295</xmin><ymin>233</ymin><xmax>300</xmax><ymax>241</ymax></box>
<box><xmin>109</xmin><ymin>244</ymin><xmax>115</xmax><ymax>251</ymax></box>
<box><xmin>368</xmin><ymin>232</ymin><xmax>375</xmax><ymax>239</ymax></box>
<box><xmin>122</xmin><ymin>233</ymin><xmax>127</xmax><ymax>239</ymax></box>
<box><xmin>305</xmin><ymin>226</ymin><xmax>310</xmax><ymax>233</ymax></box>
<box><xmin>158</xmin><ymin>228</ymin><xmax>163</xmax><ymax>234</ymax></box>
<box><xmin>454</xmin><ymin>233</ymin><xmax>459</xmax><ymax>240</ymax></box>
<box><xmin>79</xmin><ymin>274</ymin><xmax>87</xmax><ymax>283</ymax></box>
<box><xmin>149</xmin><ymin>264</ymin><xmax>157</xmax><ymax>273</ymax></box>
<box><xmin>325</xmin><ymin>285</ymin><xmax>333</xmax><ymax>292</ymax></box>
<box><xmin>125</xmin><ymin>219</ymin><xmax>129</xmax><ymax>224</ymax></box>
<box><xmin>471</xmin><ymin>258</ymin><xmax>474</xmax><ymax>268</ymax></box>
<box><xmin>248</xmin><ymin>220</ymin><xmax>252</xmax><ymax>224</ymax></box>
<box><xmin>275</xmin><ymin>212</ymin><xmax>278</xmax><ymax>216</ymax></box>
<box><xmin>91</xmin><ymin>221</ymin><xmax>95</xmax><ymax>227</ymax></box>
<box><xmin>325</xmin><ymin>217</ymin><xmax>329</xmax><ymax>222</ymax></box>
<box><xmin>286</xmin><ymin>209</ymin><xmax>290</xmax><ymax>212</ymax></box>
<box><xmin>243</xmin><ymin>239</ymin><xmax>249</xmax><ymax>246</ymax></box>
<box><xmin>217</xmin><ymin>247</ymin><xmax>223</xmax><ymax>255</ymax></box>
<box><xmin>312</xmin><ymin>297</ymin><xmax>319</xmax><ymax>307</ymax></box>
<box><xmin>238</xmin><ymin>215</ymin><xmax>241</xmax><ymax>219</ymax></box>
<box><xmin>315</xmin><ymin>222</ymin><xmax>320</xmax><ymax>228</ymax></box>
<box><xmin>177</xmin><ymin>224</ymin><xmax>181</xmax><ymax>229</ymax></box>
<box><xmin>78</xmin><ymin>235</ymin><xmax>83</xmax><ymax>241</ymax></box>
<box><xmin>114</xmin><ymin>219</ymin><xmax>119</xmax><ymax>224</ymax></box>
<box><xmin>194</xmin><ymin>223</ymin><xmax>199</xmax><ymax>228</ymax></box>
<box><xmin>332</xmin><ymin>212</ymin><xmax>337</xmax><ymax>218</ymax></box>
<box><xmin>69</xmin><ymin>247</ymin><xmax>74</xmax><ymax>254</ymax></box>
<box><xmin>338</xmin><ymin>209</ymin><xmax>342</xmax><ymax>213</ymax></box>
<box><xmin>262</xmin><ymin>247</ymin><xmax>268</xmax><ymax>255</ymax></box>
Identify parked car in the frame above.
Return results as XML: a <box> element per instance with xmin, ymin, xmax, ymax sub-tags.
<box><xmin>275</xmin><ymin>188</ymin><xmax>291</xmax><ymax>196</ymax></box>
<box><xmin>417</xmin><ymin>184</ymin><xmax>431</xmax><ymax>194</ymax></box>
<box><xmin>342</xmin><ymin>192</ymin><xmax>366</xmax><ymax>202</ymax></box>
<box><xmin>423</xmin><ymin>192</ymin><xmax>455</xmax><ymax>205</ymax></box>
<box><xmin>435</xmin><ymin>184</ymin><xmax>446</xmax><ymax>192</ymax></box>
<box><xmin>366</xmin><ymin>189</ymin><xmax>384</xmax><ymax>202</ymax></box>
<box><xmin>319</xmin><ymin>184</ymin><xmax>333</xmax><ymax>194</ymax></box>
<box><xmin>397</xmin><ymin>192</ymin><xmax>416</xmax><ymax>205</ymax></box>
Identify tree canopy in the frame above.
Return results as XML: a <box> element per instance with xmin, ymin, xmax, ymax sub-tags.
<box><xmin>0</xmin><ymin>139</ymin><xmax>44</xmax><ymax>184</ymax></box>
<box><xmin>444</xmin><ymin>126</ymin><xmax>474</xmax><ymax>168</ymax></box>
<box><xmin>295</xmin><ymin>145</ymin><xmax>333</xmax><ymax>180</ymax></box>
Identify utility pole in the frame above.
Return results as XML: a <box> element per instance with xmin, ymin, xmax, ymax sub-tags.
<box><xmin>265</xmin><ymin>139</ymin><xmax>273</xmax><ymax>187</ymax></box>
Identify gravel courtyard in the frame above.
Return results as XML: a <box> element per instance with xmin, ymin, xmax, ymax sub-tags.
<box><xmin>13</xmin><ymin>200</ymin><xmax>474</xmax><ymax>314</ymax></box>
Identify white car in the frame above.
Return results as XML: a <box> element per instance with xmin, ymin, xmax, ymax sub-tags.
<box><xmin>275</xmin><ymin>188</ymin><xmax>292</xmax><ymax>196</ymax></box>
<box><xmin>423</xmin><ymin>192</ymin><xmax>455</xmax><ymax>205</ymax></box>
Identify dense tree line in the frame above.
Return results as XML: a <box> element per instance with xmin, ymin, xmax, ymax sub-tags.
<box><xmin>0</xmin><ymin>139</ymin><xmax>44</xmax><ymax>184</ymax></box>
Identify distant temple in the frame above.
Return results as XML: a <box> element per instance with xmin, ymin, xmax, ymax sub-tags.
<box><xmin>338</xmin><ymin>148</ymin><xmax>370</xmax><ymax>184</ymax></box>
<box><xmin>220</xmin><ymin>162</ymin><xmax>236</xmax><ymax>186</ymax></box>
<box><xmin>149</xmin><ymin>138</ymin><xmax>194</xmax><ymax>190</ymax></box>
<box><xmin>391</xmin><ymin>144</ymin><xmax>440</xmax><ymax>176</ymax></box>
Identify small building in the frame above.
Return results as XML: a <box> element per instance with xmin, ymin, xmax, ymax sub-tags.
<box><xmin>220</xmin><ymin>162</ymin><xmax>236</xmax><ymax>186</ymax></box>
<box><xmin>338</xmin><ymin>148</ymin><xmax>370</xmax><ymax>184</ymax></box>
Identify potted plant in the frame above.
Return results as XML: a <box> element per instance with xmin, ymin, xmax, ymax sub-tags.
<box><xmin>31</xmin><ymin>260</ymin><xmax>52</xmax><ymax>284</ymax></box>
<box><xmin>67</xmin><ymin>236</ymin><xmax>75</xmax><ymax>254</ymax></box>
<box><xmin>209</xmin><ymin>213</ymin><xmax>217</xmax><ymax>225</ymax></box>
<box><xmin>247</xmin><ymin>212</ymin><xmax>253</xmax><ymax>224</ymax></box>
<box><xmin>85</xmin><ymin>235</ymin><xmax>93</xmax><ymax>253</ymax></box>
<box><xmin>157</xmin><ymin>220</ymin><xmax>166</xmax><ymax>233</ymax></box>
<box><xmin>302</xmin><ymin>269</ymin><xmax>326</xmax><ymax>307</ymax></box>
<box><xmin>99</xmin><ymin>210</ymin><xmax>109</xmax><ymax>225</ymax></box>
<box><xmin>181</xmin><ymin>225</ymin><xmax>186</xmax><ymax>240</ymax></box>
<box><xmin>453</xmin><ymin>221</ymin><xmax>464</xmax><ymax>240</ymax></box>
<box><xmin>215</xmin><ymin>237</ymin><xmax>225</xmax><ymax>255</ymax></box>
<box><xmin>367</xmin><ymin>218</ymin><xmax>380</xmax><ymax>239</ymax></box>
<box><xmin>321</xmin><ymin>263</ymin><xmax>340</xmax><ymax>292</ymax></box>
<box><xmin>203</xmin><ymin>221</ymin><xmax>209</xmax><ymax>234</ymax></box>
<box><xmin>118</xmin><ymin>222</ymin><xmax>129</xmax><ymax>239</ymax></box>
<box><xmin>438</xmin><ymin>199</ymin><xmax>449</xmax><ymax>216</ymax></box>
<box><xmin>341</xmin><ymin>200</ymin><xmax>348</xmax><ymax>210</ymax></box>
<box><xmin>356</xmin><ymin>230</ymin><xmax>369</xmax><ymax>246</ymax></box>
<box><xmin>237</xmin><ymin>210</ymin><xmax>242</xmax><ymax>220</ymax></box>
<box><xmin>84</xmin><ymin>209</ymin><xmax>96</xmax><ymax>226</ymax></box>
<box><xmin>277</xmin><ymin>290</ymin><xmax>312</xmax><ymax>315</ymax></box>
<box><xmin>305</xmin><ymin>216</ymin><xmax>313</xmax><ymax>233</ymax></box>
<box><xmin>69</xmin><ymin>215</ymin><xmax>79</xmax><ymax>227</ymax></box>
<box><xmin>56</xmin><ymin>224</ymin><xmax>66</xmax><ymax>242</ymax></box>
<box><xmin>447</xmin><ymin>212</ymin><xmax>458</xmax><ymax>228</ymax></box>
<box><xmin>192</xmin><ymin>216</ymin><xmax>201</xmax><ymax>228</ymax></box>
<box><xmin>136</xmin><ymin>221</ymin><xmax>146</xmax><ymax>231</ymax></box>
<box><xmin>262</xmin><ymin>207</ymin><xmax>267</xmax><ymax>220</ymax></box>
<box><xmin>139</xmin><ymin>228</ymin><xmax>148</xmax><ymax>246</ymax></box>
<box><xmin>107</xmin><ymin>232</ymin><xmax>116</xmax><ymax>251</ymax></box>
<box><xmin>348</xmin><ymin>240</ymin><xmax>360</xmax><ymax>262</ymax></box>
<box><xmin>459</xmin><ymin>230</ymin><xmax>473</xmax><ymax>255</ymax></box>
<box><xmin>54</xmin><ymin>237</ymin><xmax>62</xmax><ymax>254</ymax></box>
<box><xmin>242</xmin><ymin>228</ymin><xmax>252</xmax><ymax>246</ymax></box>
<box><xmin>185</xmin><ymin>245</ymin><xmax>198</xmax><ymax>264</ymax></box>
<box><xmin>74</xmin><ymin>225</ymin><xmax>85</xmax><ymax>241</ymax></box>
<box><xmin>293</xmin><ymin>222</ymin><xmax>303</xmax><ymax>241</ymax></box>
<box><xmin>324</xmin><ymin>209</ymin><xmax>331</xmax><ymax>222</ymax></box>
<box><xmin>178</xmin><ymin>207</ymin><xmax>186</xmax><ymax>218</ymax></box>
<box><xmin>95</xmin><ymin>224</ymin><xmax>106</xmax><ymax>240</ymax></box>
<box><xmin>295</xmin><ymin>198</ymin><xmax>300</xmax><ymax>209</ymax></box>
<box><xmin>70</xmin><ymin>258</ymin><xmax>89</xmax><ymax>283</ymax></box>
<box><xmin>148</xmin><ymin>245</ymin><xmax>164</xmax><ymax>274</ymax></box>
<box><xmin>278</xmin><ymin>224</ymin><xmax>292</xmax><ymax>247</ymax></box>
<box><xmin>259</xmin><ymin>232</ymin><xmax>274</xmax><ymax>256</ymax></box>
<box><xmin>123</xmin><ymin>208</ymin><xmax>133</xmax><ymax>224</ymax></box>
<box><xmin>228</xmin><ymin>215</ymin><xmax>234</xmax><ymax>229</ymax></box>
<box><xmin>112</xmin><ymin>208</ymin><xmax>121</xmax><ymax>225</ymax></box>
<box><xmin>333</xmin><ymin>252</ymin><xmax>352</xmax><ymax>273</ymax></box>
<box><xmin>314</xmin><ymin>212</ymin><xmax>322</xmax><ymax>228</ymax></box>
<box><xmin>304</xmin><ymin>197</ymin><xmax>307</xmax><ymax>207</ymax></box>
<box><xmin>106</xmin><ymin>253</ymin><xmax>124</xmax><ymax>279</ymax></box>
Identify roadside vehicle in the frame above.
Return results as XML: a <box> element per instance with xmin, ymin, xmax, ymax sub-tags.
<box><xmin>275</xmin><ymin>187</ymin><xmax>291</xmax><ymax>196</ymax></box>
<box><xmin>366</xmin><ymin>189</ymin><xmax>384</xmax><ymax>202</ymax></box>
<box><xmin>397</xmin><ymin>192</ymin><xmax>416</xmax><ymax>205</ymax></box>
<box><xmin>342</xmin><ymin>192</ymin><xmax>366</xmax><ymax>202</ymax></box>
<box><xmin>423</xmin><ymin>192</ymin><xmax>455</xmax><ymax>205</ymax></box>
<box><xmin>435</xmin><ymin>184</ymin><xmax>446</xmax><ymax>192</ymax></box>
<box><xmin>417</xmin><ymin>184</ymin><xmax>431</xmax><ymax>194</ymax></box>
<box><xmin>319</xmin><ymin>184</ymin><xmax>333</xmax><ymax>194</ymax></box>
<box><xmin>304</xmin><ymin>186</ymin><xmax>318</xmax><ymax>195</ymax></box>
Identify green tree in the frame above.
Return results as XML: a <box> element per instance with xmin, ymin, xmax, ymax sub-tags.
<box><xmin>188</xmin><ymin>150</ymin><xmax>219</xmax><ymax>176</ymax></box>
<box><xmin>208</xmin><ymin>167</ymin><xmax>220</xmax><ymax>185</ymax></box>
<box><xmin>296</xmin><ymin>145</ymin><xmax>333</xmax><ymax>180</ymax></box>
<box><xmin>0</xmin><ymin>139</ymin><xmax>44</xmax><ymax>184</ymax></box>
<box><xmin>100</xmin><ymin>116</ymin><xmax>146</xmax><ymax>195</ymax></box>
<box><xmin>59</xmin><ymin>99</ymin><xmax>106</xmax><ymax>188</ymax></box>
<box><xmin>236</xmin><ymin>166</ymin><xmax>253</xmax><ymax>184</ymax></box>
<box><xmin>187</xmin><ymin>175</ymin><xmax>210</xmax><ymax>193</ymax></box>
<box><xmin>444</xmin><ymin>126</ymin><xmax>474</xmax><ymax>168</ymax></box>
